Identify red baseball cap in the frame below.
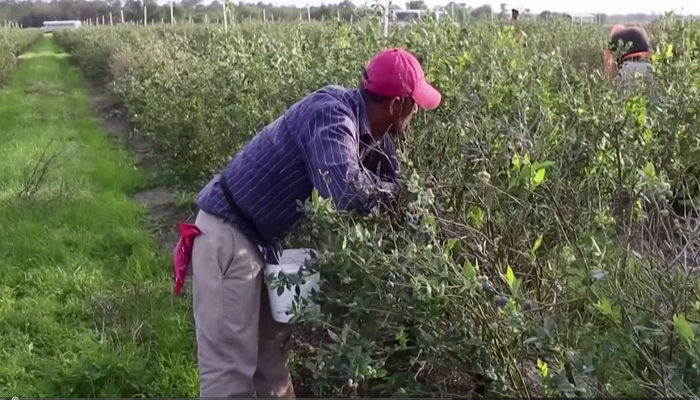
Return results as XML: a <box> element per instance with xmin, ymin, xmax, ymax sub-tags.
<box><xmin>362</xmin><ymin>48</ymin><xmax>442</xmax><ymax>110</ymax></box>
<box><xmin>611</xmin><ymin>24</ymin><xmax>625</xmax><ymax>36</ymax></box>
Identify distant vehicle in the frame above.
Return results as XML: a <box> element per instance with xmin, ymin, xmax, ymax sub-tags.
<box><xmin>391</xmin><ymin>9</ymin><xmax>444</xmax><ymax>27</ymax></box>
<box><xmin>42</xmin><ymin>20</ymin><xmax>82</xmax><ymax>33</ymax></box>
<box><xmin>568</xmin><ymin>13</ymin><xmax>596</xmax><ymax>24</ymax></box>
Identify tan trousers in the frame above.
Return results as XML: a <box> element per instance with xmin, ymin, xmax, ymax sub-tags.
<box><xmin>191</xmin><ymin>210</ymin><xmax>295</xmax><ymax>398</ymax></box>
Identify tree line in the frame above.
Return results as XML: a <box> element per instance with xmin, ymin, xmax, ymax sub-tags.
<box><xmin>0</xmin><ymin>0</ymin><xmax>678</xmax><ymax>28</ymax></box>
<box><xmin>5</xmin><ymin>0</ymin><xmax>370</xmax><ymax>26</ymax></box>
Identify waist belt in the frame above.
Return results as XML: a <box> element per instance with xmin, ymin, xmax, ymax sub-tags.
<box><xmin>218</xmin><ymin>173</ymin><xmax>257</xmax><ymax>234</ymax></box>
<box><xmin>217</xmin><ymin>173</ymin><xmax>281</xmax><ymax>264</ymax></box>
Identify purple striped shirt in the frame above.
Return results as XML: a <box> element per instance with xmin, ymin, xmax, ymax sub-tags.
<box><xmin>196</xmin><ymin>85</ymin><xmax>400</xmax><ymax>246</ymax></box>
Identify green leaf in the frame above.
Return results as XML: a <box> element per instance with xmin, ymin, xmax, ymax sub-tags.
<box><xmin>506</xmin><ymin>266</ymin><xmax>515</xmax><ymax>289</ymax></box>
<box><xmin>512</xmin><ymin>154</ymin><xmax>521</xmax><ymax>171</ymax></box>
<box><xmin>644</xmin><ymin>162</ymin><xmax>656</xmax><ymax>178</ymax></box>
<box><xmin>423</xmin><ymin>277</ymin><xmax>432</xmax><ymax>297</ymax></box>
<box><xmin>446</xmin><ymin>238</ymin><xmax>457</xmax><ymax>252</ymax></box>
<box><xmin>524</xmin><ymin>336</ymin><xmax>539</xmax><ymax>344</ymax></box>
<box><xmin>327</xmin><ymin>328</ymin><xmax>340</xmax><ymax>343</ymax></box>
<box><xmin>469</xmin><ymin>206</ymin><xmax>485</xmax><ymax>229</ymax></box>
<box><xmin>665</xmin><ymin>43</ymin><xmax>674</xmax><ymax>58</ymax></box>
<box><xmin>673</xmin><ymin>314</ymin><xmax>696</xmax><ymax>345</ymax></box>
<box><xmin>354</xmin><ymin>224</ymin><xmax>363</xmax><ymax>238</ymax></box>
<box><xmin>511</xmin><ymin>277</ymin><xmax>521</xmax><ymax>296</ymax></box>
<box><xmin>544</xmin><ymin>318</ymin><xmax>557</xmax><ymax>337</ymax></box>
<box><xmin>463</xmin><ymin>260</ymin><xmax>476</xmax><ymax>280</ymax></box>
<box><xmin>533</xmin><ymin>168</ymin><xmax>546</xmax><ymax>186</ymax></box>
<box><xmin>531</xmin><ymin>234</ymin><xmax>544</xmax><ymax>263</ymax></box>
<box><xmin>532</xmin><ymin>235</ymin><xmax>544</xmax><ymax>253</ymax></box>
<box><xmin>551</xmin><ymin>370</ymin><xmax>576</xmax><ymax>390</ymax></box>
<box><xmin>341</xmin><ymin>324</ymin><xmax>350</xmax><ymax>343</ymax></box>
<box><xmin>427</xmin><ymin>215</ymin><xmax>437</xmax><ymax>230</ymax></box>
<box><xmin>534</xmin><ymin>161</ymin><xmax>555</xmax><ymax>169</ymax></box>
<box><xmin>590</xmin><ymin>270</ymin><xmax>607</xmax><ymax>281</ymax></box>
<box><xmin>537</xmin><ymin>358</ymin><xmax>549</xmax><ymax>378</ymax></box>
<box><xmin>519</xmin><ymin>164</ymin><xmax>531</xmax><ymax>181</ymax></box>
<box><xmin>311</xmin><ymin>188</ymin><xmax>319</xmax><ymax>205</ymax></box>
<box><xmin>595</xmin><ymin>298</ymin><xmax>612</xmax><ymax>315</ymax></box>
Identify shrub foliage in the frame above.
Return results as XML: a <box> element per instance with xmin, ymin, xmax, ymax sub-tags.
<box><xmin>57</xmin><ymin>17</ymin><xmax>700</xmax><ymax>397</ymax></box>
<box><xmin>0</xmin><ymin>28</ymin><xmax>42</xmax><ymax>83</ymax></box>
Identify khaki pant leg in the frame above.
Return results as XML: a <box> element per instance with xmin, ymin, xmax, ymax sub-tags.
<box><xmin>253</xmin><ymin>286</ymin><xmax>296</xmax><ymax>398</ymax></box>
<box><xmin>191</xmin><ymin>210</ymin><xmax>265</xmax><ymax>398</ymax></box>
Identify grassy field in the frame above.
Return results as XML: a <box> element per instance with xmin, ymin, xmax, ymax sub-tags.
<box><xmin>0</xmin><ymin>36</ymin><xmax>197</xmax><ymax>397</ymax></box>
<box><xmin>2</xmin><ymin>16</ymin><xmax>699</xmax><ymax>397</ymax></box>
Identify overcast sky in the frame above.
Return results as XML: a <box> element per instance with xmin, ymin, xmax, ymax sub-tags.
<box><xmin>203</xmin><ymin>0</ymin><xmax>699</xmax><ymax>15</ymax></box>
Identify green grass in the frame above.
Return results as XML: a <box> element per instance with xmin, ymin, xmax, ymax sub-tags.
<box><xmin>0</xmin><ymin>36</ymin><xmax>198</xmax><ymax>397</ymax></box>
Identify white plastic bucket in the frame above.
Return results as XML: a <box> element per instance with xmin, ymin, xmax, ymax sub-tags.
<box><xmin>265</xmin><ymin>248</ymin><xmax>320</xmax><ymax>324</ymax></box>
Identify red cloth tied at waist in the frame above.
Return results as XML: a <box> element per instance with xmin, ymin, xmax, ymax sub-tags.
<box><xmin>173</xmin><ymin>222</ymin><xmax>202</xmax><ymax>296</ymax></box>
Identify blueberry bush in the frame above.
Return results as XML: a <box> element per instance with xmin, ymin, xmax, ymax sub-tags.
<box><xmin>56</xmin><ymin>15</ymin><xmax>700</xmax><ymax>397</ymax></box>
<box><xmin>0</xmin><ymin>28</ymin><xmax>42</xmax><ymax>83</ymax></box>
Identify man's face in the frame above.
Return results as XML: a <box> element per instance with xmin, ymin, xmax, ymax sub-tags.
<box><xmin>388</xmin><ymin>97</ymin><xmax>418</xmax><ymax>136</ymax></box>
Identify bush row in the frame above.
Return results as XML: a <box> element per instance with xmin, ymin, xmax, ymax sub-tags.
<box><xmin>0</xmin><ymin>28</ymin><xmax>43</xmax><ymax>84</ymax></box>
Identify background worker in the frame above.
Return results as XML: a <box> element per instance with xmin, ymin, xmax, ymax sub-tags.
<box><xmin>604</xmin><ymin>25</ymin><xmax>654</xmax><ymax>95</ymax></box>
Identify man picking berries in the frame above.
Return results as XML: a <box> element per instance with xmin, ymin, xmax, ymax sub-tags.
<box><xmin>173</xmin><ymin>48</ymin><xmax>441</xmax><ymax>398</ymax></box>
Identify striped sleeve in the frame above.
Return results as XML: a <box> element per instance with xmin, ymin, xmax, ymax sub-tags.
<box><xmin>300</xmin><ymin>106</ymin><xmax>396</xmax><ymax>212</ymax></box>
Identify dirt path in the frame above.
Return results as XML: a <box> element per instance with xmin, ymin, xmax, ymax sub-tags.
<box><xmin>87</xmin><ymin>81</ymin><xmax>195</xmax><ymax>253</ymax></box>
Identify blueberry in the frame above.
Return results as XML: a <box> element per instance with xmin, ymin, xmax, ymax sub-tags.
<box><xmin>386</xmin><ymin>281</ymin><xmax>394</xmax><ymax>290</ymax></box>
<box><xmin>496</xmin><ymin>295</ymin><xmax>508</xmax><ymax>308</ymax></box>
<box><xmin>445</xmin><ymin>321</ymin><xmax>453</xmax><ymax>336</ymax></box>
<box><xmin>388</xmin><ymin>272</ymin><xmax>396</xmax><ymax>281</ymax></box>
<box><xmin>304</xmin><ymin>206</ymin><xmax>316</xmax><ymax>219</ymax></box>
<box><xmin>312</xmin><ymin>228</ymin><xmax>319</xmax><ymax>237</ymax></box>
<box><xmin>415</xmin><ymin>231</ymin><xmax>430</xmax><ymax>243</ymax></box>
<box><xmin>523</xmin><ymin>300</ymin><xmax>533</xmax><ymax>311</ymax></box>
<box><xmin>482</xmin><ymin>282</ymin><xmax>494</xmax><ymax>293</ymax></box>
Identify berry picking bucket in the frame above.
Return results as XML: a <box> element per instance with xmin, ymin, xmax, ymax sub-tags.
<box><xmin>265</xmin><ymin>248</ymin><xmax>320</xmax><ymax>324</ymax></box>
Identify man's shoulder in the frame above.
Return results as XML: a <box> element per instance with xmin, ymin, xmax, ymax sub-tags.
<box><xmin>299</xmin><ymin>85</ymin><xmax>357</xmax><ymax>109</ymax></box>
<box><xmin>312</xmin><ymin>84</ymin><xmax>356</xmax><ymax>98</ymax></box>
<box><xmin>288</xmin><ymin>85</ymin><xmax>359</xmax><ymax>126</ymax></box>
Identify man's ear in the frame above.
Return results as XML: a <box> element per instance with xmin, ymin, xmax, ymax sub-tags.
<box><xmin>388</xmin><ymin>96</ymin><xmax>403</xmax><ymax>116</ymax></box>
